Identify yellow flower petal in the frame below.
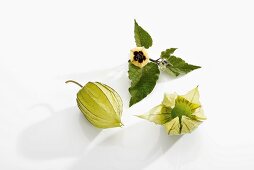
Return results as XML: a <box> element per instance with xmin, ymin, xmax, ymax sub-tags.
<box><xmin>130</xmin><ymin>47</ymin><xmax>144</xmax><ymax>52</ymax></box>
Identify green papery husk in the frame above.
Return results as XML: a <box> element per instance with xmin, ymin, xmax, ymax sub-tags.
<box><xmin>137</xmin><ymin>87</ymin><xmax>206</xmax><ymax>135</ymax></box>
<box><xmin>137</xmin><ymin>104</ymin><xmax>172</xmax><ymax>125</ymax></box>
<box><xmin>75</xmin><ymin>82</ymin><xmax>123</xmax><ymax>129</ymax></box>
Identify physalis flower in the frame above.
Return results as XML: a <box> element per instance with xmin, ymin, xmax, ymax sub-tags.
<box><xmin>130</xmin><ymin>47</ymin><xmax>149</xmax><ymax>68</ymax></box>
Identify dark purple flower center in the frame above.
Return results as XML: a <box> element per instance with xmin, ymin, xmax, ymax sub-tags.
<box><xmin>133</xmin><ymin>51</ymin><xmax>146</xmax><ymax>63</ymax></box>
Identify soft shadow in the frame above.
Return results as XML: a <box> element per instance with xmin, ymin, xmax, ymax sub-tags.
<box><xmin>17</xmin><ymin>105</ymin><xmax>101</xmax><ymax>160</ymax></box>
<box><xmin>69</xmin><ymin>122</ymin><xmax>181</xmax><ymax>170</ymax></box>
<box><xmin>161</xmin><ymin>130</ymin><xmax>204</xmax><ymax>168</ymax></box>
<box><xmin>58</xmin><ymin>64</ymin><xmax>127</xmax><ymax>83</ymax></box>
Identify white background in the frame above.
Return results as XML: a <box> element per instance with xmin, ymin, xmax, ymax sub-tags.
<box><xmin>1</xmin><ymin>0</ymin><xmax>254</xmax><ymax>169</ymax></box>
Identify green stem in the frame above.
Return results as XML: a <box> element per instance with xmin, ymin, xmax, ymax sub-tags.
<box><xmin>65</xmin><ymin>80</ymin><xmax>83</xmax><ymax>88</ymax></box>
<box><xmin>149</xmin><ymin>58</ymin><xmax>160</xmax><ymax>64</ymax></box>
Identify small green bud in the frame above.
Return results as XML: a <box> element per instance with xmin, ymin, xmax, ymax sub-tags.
<box><xmin>66</xmin><ymin>80</ymin><xmax>123</xmax><ymax>129</ymax></box>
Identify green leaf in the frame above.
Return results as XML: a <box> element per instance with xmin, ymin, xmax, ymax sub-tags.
<box><xmin>128</xmin><ymin>62</ymin><xmax>160</xmax><ymax>107</ymax></box>
<box><xmin>160</xmin><ymin>48</ymin><xmax>177</xmax><ymax>59</ymax></box>
<box><xmin>134</xmin><ymin>20</ymin><xmax>153</xmax><ymax>48</ymax></box>
<box><xmin>160</xmin><ymin>49</ymin><xmax>201</xmax><ymax>76</ymax></box>
<box><xmin>167</xmin><ymin>56</ymin><xmax>201</xmax><ymax>76</ymax></box>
